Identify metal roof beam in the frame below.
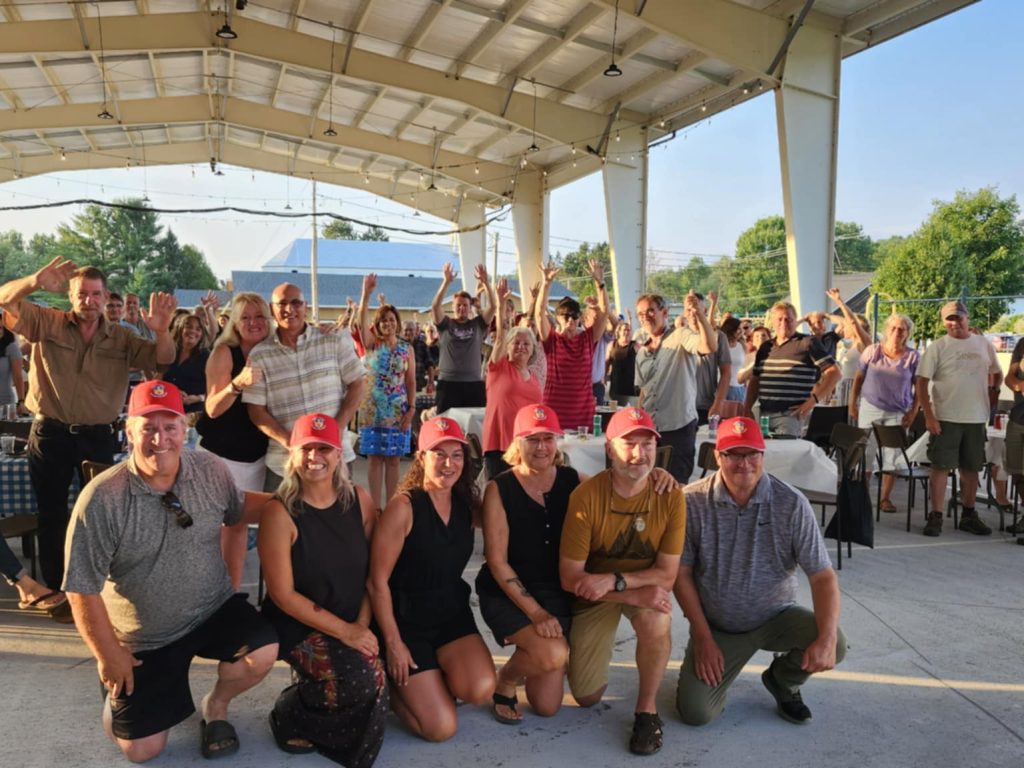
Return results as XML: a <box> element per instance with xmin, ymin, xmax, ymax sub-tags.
<box><xmin>400</xmin><ymin>0</ymin><xmax>454</xmax><ymax>61</ymax></box>
<box><xmin>451</xmin><ymin>0</ymin><xmax>531</xmax><ymax>79</ymax></box>
<box><xmin>508</xmin><ymin>3</ymin><xmax>606</xmax><ymax>81</ymax></box>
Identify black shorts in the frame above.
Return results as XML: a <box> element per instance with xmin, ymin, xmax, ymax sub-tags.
<box><xmin>386</xmin><ymin>585</ymin><xmax>480</xmax><ymax>675</ymax></box>
<box><xmin>476</xmin><ymin>578</ymin><xmax>572</xmax><ymax>647</ymax></box>
<box><xmin>106</xmin><ymin>594</ymin><xmax>277</xmax><ymax>740</ymax></box>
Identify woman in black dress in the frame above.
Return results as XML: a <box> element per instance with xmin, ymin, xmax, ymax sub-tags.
<box><xmin>369</xmin><ymin>415</ymin><xmax>496</xmax><ymax>741</ymax></box>
<box><xmin>160</xmin><ymin>313</ymin><xmax>209</xmax><ymax>413</ymax></box>
<box><xmin>477</xmin><ymin>403</ymin><xmax>578</xmax><ymax>724</ymax></box>
<box><xmin>607</xmin><ymin>321</ymin><xmax>638</xmax><ymax>406</ymax></box>
<box><xmin>259</xmin><ymin>413</ymin><xmax>387</xmax><ymax>767</ymax></box>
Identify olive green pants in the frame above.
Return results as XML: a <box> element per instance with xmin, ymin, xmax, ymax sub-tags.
<box><xmin>676</xmin><ymin>605</ymin><xmax>847</xmax><ymax>726</ymax></box>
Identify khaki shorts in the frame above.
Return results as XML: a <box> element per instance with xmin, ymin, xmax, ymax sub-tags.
<box><xmin>567</xmin><ymin>600</ymin><xmax>652</xmax><ymax>699</ymax></box>
<box><xmin>927</xmin><ymin>421</ymin><xmax>986</xmax><ymax>471</ymax></box>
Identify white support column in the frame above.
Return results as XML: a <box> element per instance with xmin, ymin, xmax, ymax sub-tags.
<box><xmin>456</xmin><ymin>201</ymin><xmax>486</xmax><ymax>293</ymax></box>
<box><xmin>511</xmin><ymin>171</ymin><xmax>549</xmax><ymax>312</ymax></box>
<box><xmin>602</xmin><ymin>126</ymin><xmax>648</xmax><ymax>314</ymax></box>
<box><xmin>774</xmin><ymin>25</ymin><xmax>841</xmax><ymax>319</ymax></box>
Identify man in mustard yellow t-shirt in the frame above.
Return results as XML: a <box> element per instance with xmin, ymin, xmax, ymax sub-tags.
<box><xmin>560</xmin><ymin>407</ymin><xmax>685</xmax><ymax>756</ymax></box>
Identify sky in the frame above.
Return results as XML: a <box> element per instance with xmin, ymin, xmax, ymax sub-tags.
<box><xmin>0</xmin><ymin>0</ymin><xmax>1019</xmax><ymax>283</ymax></box>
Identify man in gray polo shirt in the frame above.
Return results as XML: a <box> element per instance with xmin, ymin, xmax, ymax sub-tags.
<box><xmin>674</xmin><ymin>416</ymin><xmax>846</xmax><ymax>726</ymax></box>
<box><xmin>635</xmin><ymin>291</ymin><xmax>716</xmax><ymax>483</ymax></box>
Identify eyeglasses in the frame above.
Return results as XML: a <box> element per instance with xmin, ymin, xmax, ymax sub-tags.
<box><xmin>558</xmin><ymin>312</ymin><xmax>580</xmax><ymax>321</ymax></box>
<box><xmin>718</xmin><ymin>450</ymin><xmax>763</xmax><ymax>463</ymax></box>
<box><xmin>161</xmin><ymin>491</ymin><xmax>193</xmax><ymax>528</ymax></box>
<box><xmin>273</xmin><ymin>299</ymin><xmax>305</xmax><ymax>310</ymax></box>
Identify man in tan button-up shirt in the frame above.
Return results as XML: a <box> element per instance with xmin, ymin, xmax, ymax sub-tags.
<box><xmin>0</xmin><ymin>257</ymin><xmax>176</xmax><ymax>589</ymax></box>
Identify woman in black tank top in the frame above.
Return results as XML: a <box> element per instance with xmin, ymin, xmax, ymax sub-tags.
<box><xmin>369</xmin><ymin>416</ymin><xmax>496</xmax><ymax>742</ymax></box>
<box><xmin>258</xmin><ymin>413</ymin><xmax>387</xmax><ymax>766</ymax></box>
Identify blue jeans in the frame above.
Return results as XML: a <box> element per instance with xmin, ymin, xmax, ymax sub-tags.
<box><xmin>0</xmin><ymin>536</ymin><xmax>26</xmax><ymax>584</ymax></box>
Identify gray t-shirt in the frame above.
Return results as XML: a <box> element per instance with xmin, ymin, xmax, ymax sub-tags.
<box><xmin>635</xmin><ymin>326</ymin><xmax>701</xmax><ymax>432</ymax></box>
<box><xmin>681</xmin><ymin>471</ymin><xmax>831</xmax><ymax>633</ymax></box>
<box><xmin>437</xmin><ymin>315</ymin><xmax>488</xmax><ymax>382</ymax></box>
<box><xmin>695</xmin><ymin>330</ymin><xmax>729</xmax><ymax>409</ymax></box>
<box><xmin>63</xmin><ymin>450</ymin><xmax>243</xmax><ymax>651</ymax></box>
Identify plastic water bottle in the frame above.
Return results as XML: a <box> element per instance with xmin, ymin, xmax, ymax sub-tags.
<box><xmin>708</xmin><ymin>414</ymin><xmax>720</xmax><ymax>437</ymax></box>
<box><xmin>759</xmin><ymin>414</ymin><xmax>770</xmax><ymax>437</ymax></box>
<box><xmin>186</xmin><ymin>426</ymin><xmax>198</xmax><ymax>449</ymax></box>
<box><xmin>593</xmin><ymin>414</ymin><xmax>602</xmax><ymax>437</ymax></box>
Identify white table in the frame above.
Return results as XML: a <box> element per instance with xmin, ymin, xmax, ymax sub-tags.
<box><xmin>907</xmin><ymin>426</ymin><xmax>1007</xmax><ymax>480</ymax></box>
<box><xmin>557</xmin><ymin>430</ymin><xmax>839</xmax><ymax>493</ymax></box>
<box><xmin>439</xmin><ymin>407</ymin><xmax>486</xmax><ymax>443</ymax></box>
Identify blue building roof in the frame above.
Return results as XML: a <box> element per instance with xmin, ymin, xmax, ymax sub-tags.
<box><xmin>261</xmin><ymin>239</ymin><xmax>455</xmax><ymax>276</ymax></box>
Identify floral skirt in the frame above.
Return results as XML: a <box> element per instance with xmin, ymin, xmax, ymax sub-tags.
<box><xmin>274</xmin><ymin>631</ymin><xmax>389</xmax><ymax>768</ymax></box>
<box><xmin>359</xmin><ymin>426</ymin><xmax>411</xmax><ymax>457</ymax></box>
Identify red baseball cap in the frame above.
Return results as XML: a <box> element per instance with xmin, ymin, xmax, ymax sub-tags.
<box><xmin>418</xmin><ymin>415</ymin><xmax>469</xmax><ymax>451</ymax></box>
<box><xmin>606</xmin><ymin>407</ymin><xmax>661</xmax><ymax>440</ymax></box>
<box><xmin>290</xmin><ymin>413</ymin><xmax>342</xmax><ymax>450</ymax></box>
<box><xmin>513</xmin><ymin>404</ymin><xmax>564</xmax><ymax>438</ymax></box>
<box><xmin>128</xmin><ymin>380</ymin><xmax>185</xmax><ymax>417</ymax></box>
<box><xmin>715</xmin><ymin>417</ymin><xmax>766</xmax><ymax>453</ymax></box>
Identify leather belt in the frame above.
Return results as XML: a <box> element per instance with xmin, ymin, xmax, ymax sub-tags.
<box><xmin>35</xmin><ymin>416</ymin><xmax>116</xmax><ymax>435</ymax></box>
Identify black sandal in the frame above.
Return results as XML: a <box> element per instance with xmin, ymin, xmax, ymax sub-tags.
<box><xmin>491</xmin><ymin>691</ymin><xmax>520</xmax><ymax>725</ymax></box>
<box><xmin>629</xmin><ymin>712</ymin><xmax>663</xmax><ymax>756</ymax></box>
<box><xmin>269</xmin><ymin>711</ymin><xmax>316</xmax><ymax>754</ymax></box>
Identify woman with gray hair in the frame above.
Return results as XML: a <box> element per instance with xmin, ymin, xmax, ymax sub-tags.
<box><xmin>848</xmin><ymin>313</ymin><xmax>920</xmax><ymax>513</ymax></box>
<box><xmin>196</xmin><ymin>291</ymin><xmax>272</xmax><ymax>588</ymax></box>
<box><xmin>481</xmin><ymin>277</ymin><xmax>543</xmax><ymax>479</ymax></box>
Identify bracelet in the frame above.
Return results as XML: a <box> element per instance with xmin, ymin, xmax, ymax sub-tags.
<box><xmin>229</xmin><ymin>381</ymin><xmax>243</xmax><ymax>395</ymax></box>
<box><xmin>597</xmin><ymin>282</ymin><xmax>605</xmax><ymax>289</ymax></box>
<box><xmin>811</xmin><ymin>393</ymin><xmax>819</xmax><ymax>403</ymax></box>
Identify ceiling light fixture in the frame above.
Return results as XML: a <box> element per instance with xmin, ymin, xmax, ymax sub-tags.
<box><xmin>216</xmin><ymin>4</ymin><xmax>237</xmax><ymax>40</ymax></box>
<box><xmin>60</xmin><ymin>148</ymin><xmax>67</xmax><ymax>161</ymax></box>
<box><xmin>604</xmin><ymin>0</ymin><xmax>623</xmax><ymax>77</ymax></box>
<box><xmin>323</xmin><ymin>23</ymin><xmax>338</xmax><ymax>137</ymax></box>
<box><xmin>95</xmin><ymin>3</ymin><xmax>115</xmax><ymax>120</ymax></box>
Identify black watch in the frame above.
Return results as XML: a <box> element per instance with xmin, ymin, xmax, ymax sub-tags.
<box><xmin>613</xmin><ymin>572</ymin><xmax>626</xmax><ymax>592</ymax></box>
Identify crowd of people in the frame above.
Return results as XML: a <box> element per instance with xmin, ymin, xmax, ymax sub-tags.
<box><xmin>2</xmin><ymin>254</ymin><xmax>1021</xmax><ymax>765</ymax></box>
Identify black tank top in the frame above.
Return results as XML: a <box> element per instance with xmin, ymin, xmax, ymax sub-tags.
<box><xmin>477</xmin><ymin>466</ymin><xmax>580</xmax><ymax>592</ymax></box>
<box><xmin>608</xmin><ymin>342</ymin><xmax>637</xmax><ymax>398</ymax></box>
<box><xmin>262</xmin><ymin>494</ymin><xmax>368</xmax><ymax>656</ymax></box>
<box><xmin>388</xmin><ymin>488</ymin><xmax>474</xmax><ymax>626</ymax></box>
<box><xmin>195</xmin><ymin>345</ymin><xmax>269</xmax><ymax>462</ymax></box>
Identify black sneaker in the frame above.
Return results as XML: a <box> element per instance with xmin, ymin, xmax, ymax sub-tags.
<box><xmin>761</xmin><ymin>663</ymin><xmax>812</xmax><ymax>724</ymax></box>
<box><xmin>922</xmin><ymin>511</ymin><xmax>943</xmax><ymax>537</ymax></box>
<box><xmin>629</xmin><ymin>712</ymin><xmax>664</xmax><ymax>756</ymax></box>
<box><xmin>1006</xmin><ymin>518</ymin><xmax>1024</xmax><ymax>535</ymax></box>
<box><xmin>958</xmin><ymin>513</ymin><xmax>992</xmax><ymax>535</ymax></box>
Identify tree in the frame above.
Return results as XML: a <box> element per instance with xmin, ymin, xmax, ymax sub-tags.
<box><xmin>729</xmin><ymin>215</ymin><xmax>789</xmax><ymax>312</ymax></box>
<box><xmin>321</xmin><ymin>219</ymin><xmax>390</xmax><ymax>241</ymax></box>
<box><xmin>834</xmin><ymin>221</ymin><xmax>876</xmax><ymax>273</ymax></box>
<box><xmin>874</xmin><ymin>188</ymin><xmax>1024</xmax><ymax>340</ymax></box>
<box><xmin>646</xmin><ymin>256</ymin><xmax>721</xmax><ymax>302</ymax></box>
<box><xmin>135</xmin><ymin>231</ymin><xmax>219</xmax><ymax>295</ymax></box>
<box><xmin>555</xmin><ymin>241</ymin><xmax>612</xmax><ymax>302</ymax></box>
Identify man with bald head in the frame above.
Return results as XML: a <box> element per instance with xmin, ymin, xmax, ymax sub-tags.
<box><xmin>243</xmin><ymin>282</ymin><xmax>365</xmax><ymax>490</ymax></box>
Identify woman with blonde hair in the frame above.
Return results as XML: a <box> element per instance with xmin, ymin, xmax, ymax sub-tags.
<box><xmin>196</xmin><ymin>291</ymin><xmax>272</xmax><ymax>589</ymax></box>
<box><xmin>259</xmin><ymin>413</ymin><xmax>387</xmax><ymax>766</ymax></box>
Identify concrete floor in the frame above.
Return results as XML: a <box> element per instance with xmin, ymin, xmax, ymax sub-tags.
<box><xmin>2</xmin><ymin>461</ymin><xmax>1023</xmax><ymax>768</ymax></box>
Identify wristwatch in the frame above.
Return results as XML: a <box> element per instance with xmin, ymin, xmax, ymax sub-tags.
<box><xmin>613</xmin><ymin>572</ymin><xmax>626</xmax><ymax>592</ymax></box>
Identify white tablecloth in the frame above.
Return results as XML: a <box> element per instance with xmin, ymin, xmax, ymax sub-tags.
<box><xmin>439</xmin><ymin>407</ymin><xmax>486</xmax><ymax>443</ymax></box>
<box><xmin>907</xmin><ymin>427</ymin><xmax>1007</xmax><ymax>480</ymax></box>
<box><xmin>556</xmin><ymin>431</ymin><xmax>838</xmax><ymax>493</ymax></box>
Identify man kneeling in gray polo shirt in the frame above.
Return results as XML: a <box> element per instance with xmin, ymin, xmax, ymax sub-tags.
<box><xmin>64</xmin><ymin>380</ymin><xmax>277</xmax><ymax>762</ymax></box>
<box><xmin>674</xmin><ymin>417</ymin><xmax>846</xmax><ymax>725</ymax></box>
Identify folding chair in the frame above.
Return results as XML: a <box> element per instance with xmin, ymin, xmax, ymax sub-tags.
<box><xmin>804</xmin><ymin>406</ymin><xmax>849</xmax><ymax>453</ymax></box>
<box><xmin>870</xmin><ymin>424</ymin><xmax>932</xmax><ymax>532</ymax></box>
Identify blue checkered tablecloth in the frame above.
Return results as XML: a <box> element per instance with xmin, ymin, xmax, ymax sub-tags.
<box><xmin>0</xmin><ymin>456</ymin><xmax>81</xmax><ymax>518</ymax></box>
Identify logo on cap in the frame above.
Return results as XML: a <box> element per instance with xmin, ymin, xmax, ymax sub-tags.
<box><xmin>629</xmin><ymin>408</ymin><xmax>643</xmax><ymax>422</ymax></box>
<box><xmin>312</xmin><ymin>416</ymin><xmax>326</xmax><ymax>431</ymax></box>
<box><xmin>150</xmin><ymin>383</ymin><xmax>167</xmax><ymax>398</ymax></box>
<box><xmin>733</xmin><ymin>420</ymin><xmax>747</xmax><ymax>435</ymax></box>
<box><xmin>534</xmin><ymin>407</ymin><xmax>547</xmax><ymax>421</ymax></box>
<box><xmin>436</xmin><ymin>418</ymin><xmax>450</xmax><ymax>432</ymax></box>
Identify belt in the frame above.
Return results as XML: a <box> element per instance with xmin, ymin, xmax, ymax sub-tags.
<box><xmin>35</xmin><ymin>416</ymin><xmax>116</xmax><ymax>435</ymax></box>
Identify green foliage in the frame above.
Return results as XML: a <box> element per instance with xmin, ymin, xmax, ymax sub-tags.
<box><xmin>834</xmin><ymin>221</ymin><xmax>876</xmax><ymax>273</ymax></box>
<box><xmin>554</xmin><ymin>241</ymin><xmax>612</xmax><ymax>302</ymax></box>
<box><xmin>0</xmin><ymin>199</ymin><xmax>218</xmax><ymax>307</ymax></box>
<box><xmin>321</xmin><ymin>219</ymin><xmax>390</xmax><ymax>241</ymax></box>
<box><xmin>729</xmin><ymin>215</ymin><xmax>789</xmax><ymax>311</ymax></box>
<box><xmin>874</xmin><ymin>188</ymin><xmax>1024</xmax><ymax>340</ymax></box>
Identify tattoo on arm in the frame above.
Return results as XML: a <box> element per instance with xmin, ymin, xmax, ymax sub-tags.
<box><xmin>506</xmin><ymin>577</ymin><xmax>531</xmax><ymax>597</ymax></box>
